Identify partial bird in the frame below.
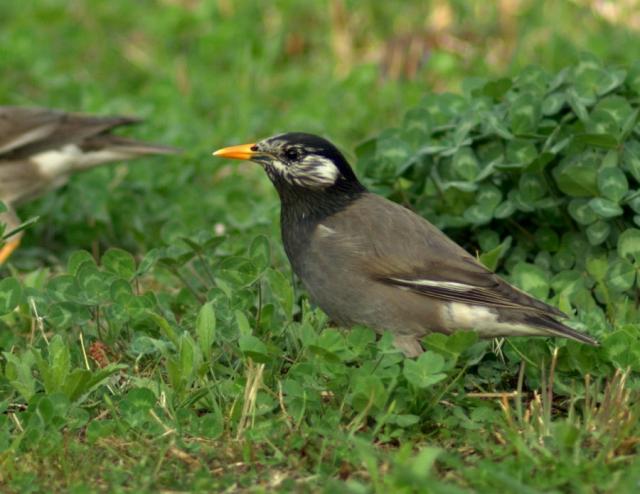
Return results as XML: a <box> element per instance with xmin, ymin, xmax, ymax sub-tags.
<box><xmin>0</xmin><ymin>106</ymin><xmax>177</xmax><ymax>264</ymax></box>
<box><xmin>213</xmin><ymin>132</ymin><xmax>598</xmax><ymax>356</ymax></box>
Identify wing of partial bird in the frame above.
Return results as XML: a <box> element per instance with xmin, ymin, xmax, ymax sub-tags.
<box><xmin>0</xmin><ymin>107</ymin><xmax>61</xmax><ymax>155</ymax></box>
<box><xmin>323</xmin><ymin>193</ymin><xmax>565</xmax><ymax>318</ymax></box>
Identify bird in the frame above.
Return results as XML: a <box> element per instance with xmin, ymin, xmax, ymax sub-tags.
<box><xmin>213</xmin><ymin>132</ymin><xmax>599</xmax><ymax>357</ymax></box>
<box><xmin>0</xmin><ymin>106</ymin><xmax>178</xmax><ymax>264</ymax></box>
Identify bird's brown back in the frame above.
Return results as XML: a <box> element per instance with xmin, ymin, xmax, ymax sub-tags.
<box><xmin>317</xmin><ymin>193</ymin><xmax>564</xmax><ymax>317</ymax></box>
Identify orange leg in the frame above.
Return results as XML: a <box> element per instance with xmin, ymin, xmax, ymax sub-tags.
<box><xmin>0</xmin><ymin>237</ymin><xmax>21</xmax><ymax>265</ymax></box>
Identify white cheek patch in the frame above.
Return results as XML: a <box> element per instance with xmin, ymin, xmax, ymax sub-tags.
<box><xmin>262</xmin><ymin>153</ymin><xmax>340</xmax><ymax>189</ymax></box>
<box><xmin>289</xmin><ymin>155</ymin><xmax>339</xmax><ymax>188</ymax></box>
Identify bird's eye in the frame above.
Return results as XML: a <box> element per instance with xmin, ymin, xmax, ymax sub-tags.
<box><xmin>285</xmin><ymin>148</ymin><xmax>300</xmax><ymax>161</ymax></box>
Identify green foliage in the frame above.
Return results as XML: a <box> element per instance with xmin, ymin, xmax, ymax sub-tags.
<box><xmin>403</xmin><ymin>351</ymin><xmax>447</xmax><ymax>388</ymax></box>
<box><xmin>359</xmin><ymin>55</ymin><xmax>640</xmax><ymax>331</ymax></box>
<box><xmin>0</xmin><ymin>278</ymin><xmax>22</xmax><ymax>315</ymax></box>
<box><xmin>0</xmin><ymin>201</ymin><xmax>38</xmax><ymax>249</ymax></box>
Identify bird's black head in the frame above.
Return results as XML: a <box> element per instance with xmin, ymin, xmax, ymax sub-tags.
<box><xmin>213</xmin><ymin>132</ymin><xmax>365</xmax><ymax>194</ymax></box>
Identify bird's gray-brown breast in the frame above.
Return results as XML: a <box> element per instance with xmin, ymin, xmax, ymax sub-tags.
<box><xmin>283</xmin><ymin>193</ymin><xmax>454</xmax><ymax>336</ymax></box>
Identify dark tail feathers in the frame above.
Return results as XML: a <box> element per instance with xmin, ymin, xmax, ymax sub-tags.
<box><xmin>524</xmin><ymin>313</ymin><xmax>599</xmax><ymax>346</ymax></box>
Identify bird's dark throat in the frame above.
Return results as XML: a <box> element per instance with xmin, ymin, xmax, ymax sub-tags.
<box><xmin>278</xmin><ymin>177</ymin><xmax>366</xmax><ymax>228</ymax></box>
<box><xmin>276</xmin><ymin>176</ymin><xmax>366</xmax><ymax>262</ymax></box>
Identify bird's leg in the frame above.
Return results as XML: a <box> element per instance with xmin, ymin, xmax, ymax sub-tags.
<box><xmin>393</xmin><ymin>335</ymin><xmax>424</xmax><ymax>358</ymax></box>
<box><xmin>0</xmin><ymin>236</ymin><xmax>21</xmax><ymax>265</ymax></box>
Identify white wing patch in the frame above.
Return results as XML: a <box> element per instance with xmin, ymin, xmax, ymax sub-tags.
<box><xmin>0</xmin><ymin>124</ymin><xmax>57</xmax><ymax>154</ymax></box>
<box><xmin>317</xmin><ymin>224</ymin><xmax>336</xmax><ymax>237</ymax></box>
<box><xmin>389</xmin><ymin>278</ymin><xmax>474</xmax><ymax>292</ymax></box>
<box><xmin>389</xmin><ymin>278</ymin><xmax>478</xmax><ymax>292</ymax></box>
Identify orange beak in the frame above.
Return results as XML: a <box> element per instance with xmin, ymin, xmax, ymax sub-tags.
<box><xmin>212</xmin><ymin>143</ymin><xmax>257</xmax><ymax>160</ymax></box>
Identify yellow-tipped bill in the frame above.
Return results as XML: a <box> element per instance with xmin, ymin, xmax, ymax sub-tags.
<box><xmin>212</xmin><ymin>143</ymin><xmax>257</xmax><ymax>160</ymax></box>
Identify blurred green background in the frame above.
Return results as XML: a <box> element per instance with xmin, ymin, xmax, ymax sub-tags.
<box><xmin>4</xmin><ymin>0</ymin><xmax>640</xmax><ymax>266</ymax></box>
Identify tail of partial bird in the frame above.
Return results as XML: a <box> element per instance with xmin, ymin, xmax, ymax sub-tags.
<box><xmin>69</xmin><ymin>134</ymin><xmax>178</xmax><ymax>171</ymax></box>
<box><xmin>91</xmin><ymin>135</ymin><xmax>178</xmax><ymax>156</ymax></box>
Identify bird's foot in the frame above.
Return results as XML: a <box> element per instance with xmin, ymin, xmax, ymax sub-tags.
<box><xmin>0</xmin><ymin>237</ymin><xmax>21</xmax><ymax>265</ymax></box>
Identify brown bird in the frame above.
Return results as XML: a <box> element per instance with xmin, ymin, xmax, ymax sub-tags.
<box><xmin>0</xmin><ymin>106</ymin><xmax>177</xmax><ymax>264</ymax></box>
<box><xmin>214</xmin><ymin>133</ymin><xmax>599</xmax><ymax>356</ymax></box>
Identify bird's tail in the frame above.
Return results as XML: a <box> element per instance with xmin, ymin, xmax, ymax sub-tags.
<box><xmin>524</xmin><ymin>313</ymin><xmax>600</xmax><ymax>346</ymax></box>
